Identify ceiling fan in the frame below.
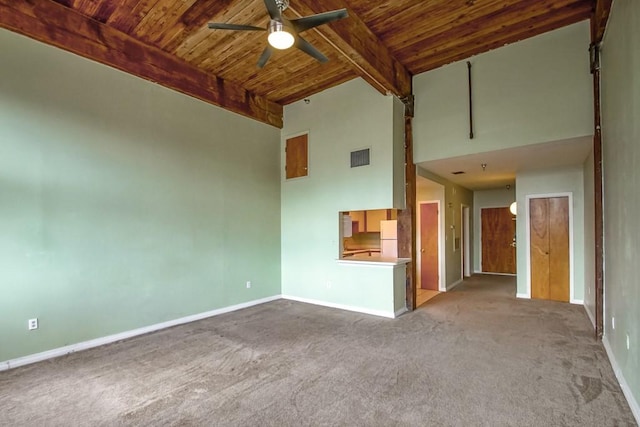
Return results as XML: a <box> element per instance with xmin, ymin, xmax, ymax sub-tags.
<box><xmin>208</xmin><ymin>0</ymin><xmax>348</xmax><ymax>68</ymax></box>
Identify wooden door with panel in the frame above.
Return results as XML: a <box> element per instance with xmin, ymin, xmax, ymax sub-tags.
<box><xmin>530</xmin><ymin>197</ymin><xmax>570</xmax><ymax>302</ymax></box>
<box><xmin>481</xmin><ymin>207</ymin><xmax>516</xmax><ymax>274</ymax></box>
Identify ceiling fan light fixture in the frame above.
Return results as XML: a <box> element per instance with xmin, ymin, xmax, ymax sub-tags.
<box><xmin>268</xmin><ymin>21</ymin><xmax>294</xmax><ymax>50</ymax></box>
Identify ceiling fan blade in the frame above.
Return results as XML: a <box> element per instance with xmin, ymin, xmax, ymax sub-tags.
<box><xmin>263</xmin><ymin>0</ymin><xmax>282</xmax><ymax>21</ymax></box>
<box><xmin>208</xmin><ymin>23</ymin><xmax>266</xmax><ymax>31</ymax></box>
<box><xmin>257</xmin><ymin>46</ymin><xmax>273</xmax><ymax>68</ymax></box>
<box><xmin>290</xmin><ymin>9</ymin><xmax>348</xmax><ymax>33</ymax></box>
<box><xmin>295</xmin><ymin>36</ymin><xmax>328</xmax><ymax>63</ymax></box>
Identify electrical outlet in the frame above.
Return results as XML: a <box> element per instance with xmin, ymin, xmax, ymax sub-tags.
<box><xmin>612</xmin><ymin>317</ymin><xmax>615</xmax><ymax>330</ymax></box>
<box><xmin>246</xmin><ymin>281</ymin><xmax>251</xmax><ymax>289</ymax></box>
<box><xmin>626</xmin><ymin>334</ymin><xmax>630</xmax><ymax>350</ymax></box>
<box><xmin>28</xmin><ymin>318</ymin><xmax>38</xmax><ymax>330</ymax></box>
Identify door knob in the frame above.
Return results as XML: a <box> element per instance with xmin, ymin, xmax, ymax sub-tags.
<box><xmin>421</xmin><ymin>249</ymin><xmax>425</xmax><ymax>253</ymax></box>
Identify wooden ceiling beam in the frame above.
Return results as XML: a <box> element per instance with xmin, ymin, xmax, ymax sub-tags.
<box><xmin>288</xmin><ymin>0</ymin><xmax>412</xmax><ymax>98</ymax></box>
<box><xmin>0</xmin><ymin>0</ymin><xmax>283</xmax><ymax>128</ymax></box>
<box><xmin>406</xmin><ymin>2</ymin><xmax>592</xmax><ymax>74</ymax></box>
<box><xmin>592</xmin><ymin>0</ymin><xmax>612</xmax><ymax>42</ymax></box>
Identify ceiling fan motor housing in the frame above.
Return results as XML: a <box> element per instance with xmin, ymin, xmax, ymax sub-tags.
<box><xmin>275</xmin><ymin>0</ymin><xmax>289</xmax><ymax>12</ymax></box>
<box><xmin>268</xmin><ymin>20</ymin><xmax>295</xmax><ymax>49</ymax></box>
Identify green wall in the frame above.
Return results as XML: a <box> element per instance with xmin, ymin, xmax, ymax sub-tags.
<box><xmin>280</xmin><ymin>79</ymin><xmax>405</xmax><ymax>315</ymax></box>
<box><xmin>0</xmin><ymin>30</ymin><xmax>281</xmax><ymax>362</ymax></box>
<box><xmin>412</xmin><ymin>21</ymin><xmax>592</xmax><ymax>163</ymax></box>
<box><xmin>600</xmin><ymin>0</ymin><xmax>640</xmax><ymax>416</ymax></box>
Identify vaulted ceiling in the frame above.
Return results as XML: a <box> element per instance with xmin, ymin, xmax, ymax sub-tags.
<box><xmin>0</xmin><ymin>0</ymin><xmax>599</xmax><ymax>128</ymax></box>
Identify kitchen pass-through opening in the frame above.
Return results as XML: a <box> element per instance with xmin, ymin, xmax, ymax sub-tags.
<box><xmin>340</xmin><ymin>209</ymin><xmax>398</xmax><ymax>260</ymax></box>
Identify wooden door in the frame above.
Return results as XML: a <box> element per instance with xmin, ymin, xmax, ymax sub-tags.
<box><xmin>481</xmin><ymin>208</ymin><xmax>516</xmax><ymax>274</ymax></box>
<box><xmin>530</xmin><ymin>197</ymin><xmax>570</xmax><ymax>302</ymax></box>
<box><xmin>420</xmin><ymin>203</ymin><xmax>439</xmax><ymax>290</ymax></box>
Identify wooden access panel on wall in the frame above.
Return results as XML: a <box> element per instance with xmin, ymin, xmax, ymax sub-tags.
<box><xmin>481</xmin><ymin>207</ymin><xmax>516</xmax><ymax>274</ymax></box>
<box><xmin>530</xmin><ymin>197</ymin><xmax>570</xmax><ymax>302</ymax></box>
<box><xmin>285</xmin><ymin>134</ymin><xmax>308</xmax><ymax>179</ymax></box>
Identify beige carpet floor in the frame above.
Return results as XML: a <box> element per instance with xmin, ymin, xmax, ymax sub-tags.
<box><xmin>0</xmin><ymin>275</ymin><xmax>636</xmax><ymax>426</ymax></box>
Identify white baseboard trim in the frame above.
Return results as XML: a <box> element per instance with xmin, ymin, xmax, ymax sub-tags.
<box><xmin>584</xmin><ymin>304</ymin><xmax>596</xmax><ymax>328</ymax></box>
<box><xmin>516</xmin><ymin>293</ymin><xmax>530</xmax><ymax>299</ymax></box>
<box><xmin>282</xmin><ymin>295</ymin><xmax>396</xmax><ymax>319</ymax></box>
<box><xmin>0</xmin><ymin>295</ymin><xmax>281</xmax><ymax>372</ymax></box>
<box><xmin>394</xmin><ymin>307</ymin><xmax>408</xmax><ymax>317</ymax></box>
<box><xmin>480</xmin><ymin>272</ymin><xmax>517</xmax><ymax>276</ymax></box>
<box><xmin>447</xmin><ymin>279</ymin><xmax>463</xmax><ymax>291</ymax></box>
<box><xmin>603</xmin><ymin>336</ymin><xmax>640</xmax><ymax>424</ymax></box>
<box><xmin>570</xmin><ymin>299</ymin><xmax>584</xmax><ymax>305</ymax></box>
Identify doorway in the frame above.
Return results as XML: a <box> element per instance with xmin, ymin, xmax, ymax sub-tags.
<box><xmin>420</xmin><ymin>202</ymin><xmax>439</xmax><ymax>290</ymax></box>
<box><xmin>416</xmin><ymin>200</ymin><xmax>441</xmax><ymax>307</ymax></box>
<box><xmin>527</xmin><ymin>194</ymin><xmax>572</xmax><ymax>302</ymax></box>
<box><xmin>480</xmin><ymin>207</ymin><xmax>516</xmax><ymax>274</ymax></box>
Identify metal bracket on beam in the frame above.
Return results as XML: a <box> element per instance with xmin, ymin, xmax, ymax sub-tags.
<box><xmin>589</xmin><ymin>42</ymin><xmax>601</xmax><ymax>74</ymax></box>
<box><xmin>401</xmin><ymin>95</ymin><xmax>415</xmax><ymax>118</ymax></box>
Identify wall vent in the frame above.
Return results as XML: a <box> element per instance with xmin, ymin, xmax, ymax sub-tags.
<box><xmin>350</xmin><ymin>148</ymin><xmax>370</xmax><ymax>168</ymax></box>
<box><xmin>451</xmin><ymin>171</ymin><xmax>466</xmax><ymax>175</ymax></box>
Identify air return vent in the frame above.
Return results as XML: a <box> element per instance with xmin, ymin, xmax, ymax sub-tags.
<box><xmin>350</xmin><ymin>148</ymin><xmax>370</xmax><ymax>168</ymax></box>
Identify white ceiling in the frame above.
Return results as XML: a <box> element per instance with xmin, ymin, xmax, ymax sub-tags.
<box><xmin>416</xmin><ymin>136</ymin><xmax>593</xmax><ymax>191</ymax></box>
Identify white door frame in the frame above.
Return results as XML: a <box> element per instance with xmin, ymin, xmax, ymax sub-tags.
<box><xmin>417</xmin><ymin>200</ymin><xmax>445</xmax><ymax>292</ymax></box>
<box><xmin>524</xmin><ymin>192</ymin><xmax>577</xmax><ymax>303</ymax></box>
<box><xmin>461</xmin><ymin>204</ymin><xmax>471</xmax><ymax>278</ymax></box>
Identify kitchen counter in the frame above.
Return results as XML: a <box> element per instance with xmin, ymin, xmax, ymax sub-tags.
<box><xmin>337</xmin><ymin>255</ymin><xmax>411</xmax><ymax>266</ymax></box>
<box><xmin>342</xmin><ymin>249</ymin><xmax>381</xmax><ymax>257</ymax></box>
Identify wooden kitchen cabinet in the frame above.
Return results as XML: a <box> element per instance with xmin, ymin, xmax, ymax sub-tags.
<box><xmin>365</xmin><ymin>209</ymin><xmax>388</xmax><ymax>232</ymax></box>
<box><xmin>349</xmin><ymin>211</ymin><xmax>366</xmax><ymax>233</ymax></box>
<box><xmin>348</xmin><ymin>209</ymin><xmax>397</xmax><ymax>233</ymax></box>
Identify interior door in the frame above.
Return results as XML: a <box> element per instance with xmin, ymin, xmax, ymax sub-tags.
<box><xmin>420</xmin><ymin>203</ymin><xmax>439</xmax><ymax>290</ymax></box>
<box><xmin>481</xmin><ymin>207</ymin><xmax>516</xmax><ymax>274</ymax></box>
<box><xmin>530</xmin><ymin>197</ymin><xmax>570</xmax><ymax>302</ymax></box>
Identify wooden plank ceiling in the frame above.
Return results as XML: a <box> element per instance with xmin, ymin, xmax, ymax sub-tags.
<box><xmin>0</xmin><ymin>0</ymin><xmax>596</xmax><ymax>127</ymax></box>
